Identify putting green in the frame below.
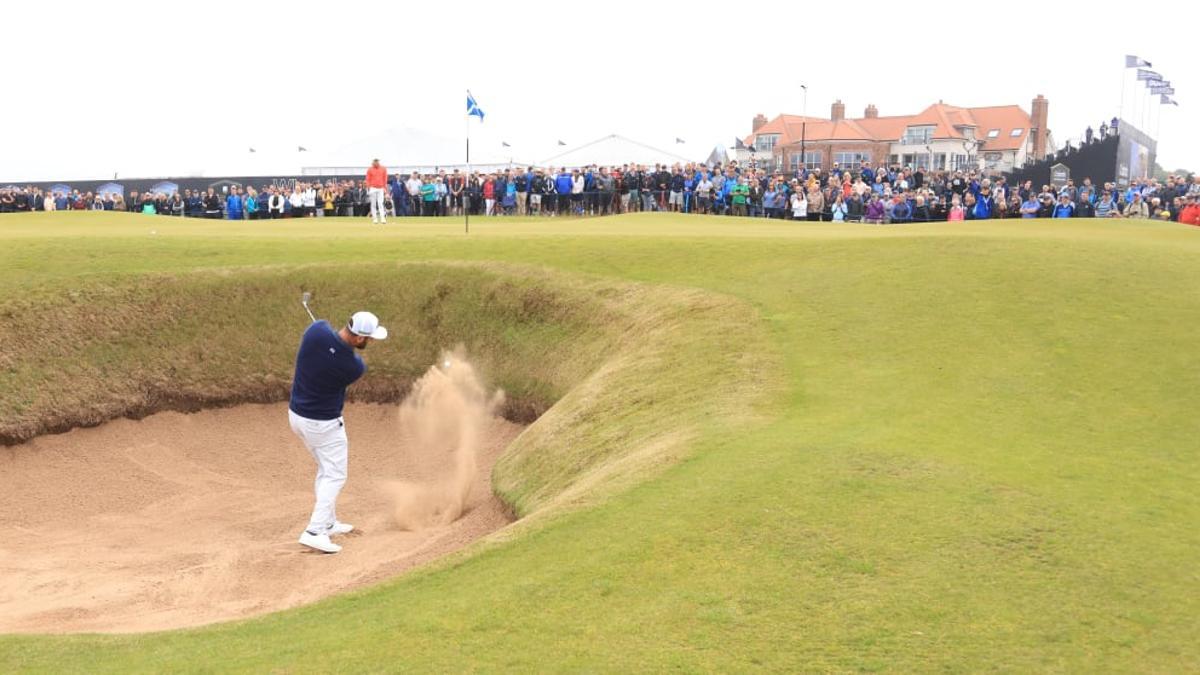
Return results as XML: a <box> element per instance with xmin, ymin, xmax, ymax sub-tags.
<box><xmin>1</xmin><ymin>212</ymin><xmax>1197</xmax><ymax>672</ymax></box>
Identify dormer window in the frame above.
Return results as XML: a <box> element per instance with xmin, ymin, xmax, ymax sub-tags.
<box><xmin>754</xmin><ymin>134</ymin><xmax>780</xmax><ymax>152</ymax></box>
<box><xmin>902</xmin><ymin>126</ymin><xmax>935</xmax><ymax>144</ymax></box>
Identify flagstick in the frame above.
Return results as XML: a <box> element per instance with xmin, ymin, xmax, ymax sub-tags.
<box><xmin>465</xmin><ymin>110</ymin><xmax>470</xmax><ymax>235</ymax></box>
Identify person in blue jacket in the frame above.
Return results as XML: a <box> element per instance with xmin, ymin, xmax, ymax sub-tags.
<box><xmin>226</xmin><ymin>189</ymin><xmax>244</xmax><ymax>220</ymax></box>
<box><xmin>185</xmin><ymin>191</ymin><xmax>202</xmax><ymax>217</ymax></box>
<box><xmin>243</xmin><ymin>189</ymin><xmax>257</xmax><ymax>220</ymax></box>
<box><xmin>891</xmin><ymin>196</ymin><xmax>912</xmax><ymax>223</ymax></box>
<box><xmin>1053</xmin><ymin>194</ymin><xmax>1076</xmax><ymax>218</ymax></box>
<box><xmin>389</xmin><ymin>176</ymin><xmax>407</xmax><ymax>217</ymax></box>
<box><xmin>555</xmin><ymin>168</ymin><xmax>573</xmax><ymax>216</ymax></box>
<box><xmin>972</xmin><ymin>186</ymin><xmax>995</xmax><ymax>220</ymax></box>
<box><xmin>860</xmin><ymin>162</ymin><xmax>874</xmax><ymax>186</ymax></box>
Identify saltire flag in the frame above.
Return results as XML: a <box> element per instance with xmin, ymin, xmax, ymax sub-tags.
<box><xmin>467</xmin><ymin>91</ymin><xmax>485</xmax><ymax>121</ymax></box>
<box><xmin>1125</xmin><ymin>55</ymin><xmax>1151</xmax><ymax>68</ymax></box>
<box><xmin>1136</xmin><ymin>69</ymin><xmax>1162</xmax><ymax>81</ymax></box>
<box><xmin>1160</xmin><ymin>95</ymin><xmax>1178</xmax><ymax>106</ymax></box>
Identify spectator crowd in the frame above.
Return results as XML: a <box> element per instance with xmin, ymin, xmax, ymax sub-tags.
<box><xmin>3</xmin><ymin>162</ymin><xmax>1199</xmax><ymax>226</ymax></box>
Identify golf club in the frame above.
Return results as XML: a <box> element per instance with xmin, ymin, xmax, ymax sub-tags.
<box><xmin>301</xmin><ymin>291</ymin><xmax>317</xmax><ymax>323</ymax></box>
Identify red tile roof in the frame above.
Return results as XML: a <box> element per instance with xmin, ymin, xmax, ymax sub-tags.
<box><xmin>747</xmin><ymin>103</ymin><xmax>1032</xmax><ymax>152</ymax></box>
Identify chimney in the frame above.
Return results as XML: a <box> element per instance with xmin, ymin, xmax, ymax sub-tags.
<box><xmin>864</xmin><ymin>104</ymin><xmax>878</xmax><ymax>119</ymax></box>
<box><xmin>831</xmin><ymin>100</ymin><xmax>845</xmax><ymax>122</ymax></box>
<box><xmin>1030</xmin><ymin>95</ymin><xmax>1049</xmax><ymax>161</ymax></box>
<box><xmin>752</xmin><ymin>113</ymin><xmax>768</xmax><ymax>132</ymax></box>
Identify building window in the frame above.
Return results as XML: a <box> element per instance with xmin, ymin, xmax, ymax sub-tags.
<box><xmin>754</xmin><ymin>134</ymin><xmax>779</xmax><ymax>152</ymax></box>
<box><xmin>789</xmin><ymin>152</ymin><xmax>823</xmax><ymax>171</ymax></box>
<box><xmin>987</xmin><ymin>129</ymin><xmax>1000</xmax><ymax>138</ymax></box>
<box><xmin>1010</xmin><ymin>128</ymin><xmax>1024</xmax><ymax>137</ymax></box>
<box><xmin>901</xmin><ymin>126</ymin><xmax>935</xmax><ymax>145</ymax></box>
<box><xmin>902</xmin><ymin>154</ymin><xmax>935</xmax><ymax>170</ymax></box>
<box><xmin>932</xmin><ymin>153</ymin><xmax>947</xmax><ymax>170</ymax></box>
<box><xmin>834</xmin><ymin>152</ymin><xmax>870</xmax><ymax>168</ymax></box>
<box><xmin>951</xmin><ymin>154</ymin><xmax>975</xmax><ymax>170</ymax></box>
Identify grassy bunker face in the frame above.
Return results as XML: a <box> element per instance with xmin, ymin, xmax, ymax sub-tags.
<box><xmin>0</xmin><ymin>262</ymin><xmax>775</xmax><ymax>632</ymax></box>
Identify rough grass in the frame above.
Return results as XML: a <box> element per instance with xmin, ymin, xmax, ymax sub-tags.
<box><xmin>1</xmin><ymin>212</ymin><xmax>1198</xmax><ymax>672</ymax></box>
<box><xmin>0</xmin><ymin>264</ymin><xmax>612</xmax><ymax>443</ymax></box>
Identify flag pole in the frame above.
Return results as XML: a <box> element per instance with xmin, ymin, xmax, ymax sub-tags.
<box><xmin>465</xmin><ymin>99</ymin><xmax>470</xmax><ymax>235</ymax></box>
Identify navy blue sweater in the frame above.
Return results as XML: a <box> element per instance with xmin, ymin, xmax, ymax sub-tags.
<box><xmin>289</xmin><ymin>321</ymin><xmax>365</xmax><ymax>420</ymax></box>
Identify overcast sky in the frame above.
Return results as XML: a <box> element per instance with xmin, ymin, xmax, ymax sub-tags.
<box><xmin>3</xmin><ymin>1</ymin><xmax>1195</xmax><ymax>181</ymax></box>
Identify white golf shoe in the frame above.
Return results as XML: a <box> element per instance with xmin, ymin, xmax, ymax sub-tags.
<box><xmin>299</xmin><ymin>530</ymin><xmax>341</xmax><ymax>554</ymax></box>
<box><xmin>329</xmin><ymin>522</ymin><xmax>354</xmax><ymax>536</ymax></box>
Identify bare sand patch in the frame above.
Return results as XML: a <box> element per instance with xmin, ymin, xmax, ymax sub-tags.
<box><xmin>0</xmin><ymin>394</ymin><xmax>520</xmax><ymax>634</ymax></box>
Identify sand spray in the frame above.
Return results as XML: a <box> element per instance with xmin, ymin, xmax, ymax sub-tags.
<box><xmin>385</xmin><ymin>349</ymin><xmax>504</xmax><ymax>530</ymax></box>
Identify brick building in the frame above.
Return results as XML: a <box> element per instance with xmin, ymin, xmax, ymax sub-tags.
<box><xmin>741</xmin><ymin>96</ymin><xmax>1052</xmax><ymax>176</ymax></box>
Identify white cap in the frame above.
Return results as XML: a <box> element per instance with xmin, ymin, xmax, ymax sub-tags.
<box><xmin>348</xmin><ymin>311</ymin><xmax>388</xmax><ymax>340</ymax></box>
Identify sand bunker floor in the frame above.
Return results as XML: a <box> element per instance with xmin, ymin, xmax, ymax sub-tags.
<box><xmin>0</xmin><ymin>402</ymin><xmax>522</xmax><ymax>633</ymax></box>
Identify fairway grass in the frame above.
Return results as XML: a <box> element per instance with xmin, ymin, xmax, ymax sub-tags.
<box><xmin>1</xmin><ymin>212</ymin><xmax>1197</xmax><ymax>672</ymax></box>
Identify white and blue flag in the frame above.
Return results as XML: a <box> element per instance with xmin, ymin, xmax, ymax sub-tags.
<box><xmin>467</xmin><ymin>91</ymin><xmax>485</xmax><ymax>122</ymax></box>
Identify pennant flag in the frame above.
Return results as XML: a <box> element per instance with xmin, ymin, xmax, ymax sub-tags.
<box><xmin>675</xmin><ymin>137</ymin><xmax>685</xmax><ymax>144</ymax></box>
<box><xmin>1125</xmin><ymin>55</ymin><xmax>1151</xmax><ymax>68</ymax></box>
<box><xmin>1136</xmin><ymin>69</ymin><xmax>1162</xmax><ymax>82</ymax></box>
<box><xmin>1160</xmin><ymin>95</ymin><xmax>1178</xmax><ymax>106</ymax></box>
<box><xmin>501</xmin><ymin>141</ymin><xmax>511</xmax><ymax>147</ymax></box>
<box><xmin>467</xmin><ymin>91</ymin><xmax>485</xmax><ymax>121</ymax></box>
<box><xmin>557</xmin><ymin>140</ymin><xmax>566</xmax><ymax>146</ymax></box>
<box><xmin>298</xmin><ymin>146</ymin><xmax>308</xmax><ymax>152</ymax></box>
<box><xmin>249</xmin><ymin>148</ymin><xmax>256</xmax><ymax>153</ymax></box>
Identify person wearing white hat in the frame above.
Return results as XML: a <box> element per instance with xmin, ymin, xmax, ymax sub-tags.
<box><xmin>289</xmin><ymin>310</ymin><xmax>388</xmax><ymax>553</ymax></box>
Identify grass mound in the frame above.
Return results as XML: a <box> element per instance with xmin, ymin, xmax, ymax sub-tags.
<box><xmin>0</xmin><ymin>259</ymin><xmax>775</xmax><ymax>518</ymax></box>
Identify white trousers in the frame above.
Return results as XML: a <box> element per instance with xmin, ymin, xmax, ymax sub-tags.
<box><xmin>368</xmin><ymin>187</ymin><xmax>387</xmax><ymax>222</ymax></box>
<box><xmin>289</xmin><ymin>409</ymin><xmax>348</xmax><ymax>534</ymax></box>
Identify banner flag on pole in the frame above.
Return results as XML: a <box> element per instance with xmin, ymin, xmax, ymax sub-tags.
<box><xmin>1136</xmin><ymin>69</ymin><xmax>1162</xmax><ymax>81</ymax></box>
<box><xmin>1150</xmin><ymin>85</ymin><xmax>1175</xmax><ymax>96</ymax></box>
<box><xmin>467</xmin><ymin>91</ymin><xmax>485</xmax><ymax>122</ymax></box>
<box><xmin>1125</xmin><ymin>55</ymin><xmax>1151</xmax><ymax>68</ymax></box>
<box><xmin>1160</xmin><ymin>95</ymin><xmax>1178</xmax><ymax>106</ymax></box>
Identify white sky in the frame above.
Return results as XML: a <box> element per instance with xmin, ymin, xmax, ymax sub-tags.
<box><xmin>3</xmin><ymin>0</ymin><xmax>1195</xmax><ymax>181</ymax></box>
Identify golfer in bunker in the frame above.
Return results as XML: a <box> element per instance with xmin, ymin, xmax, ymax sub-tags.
<box><xmin>289</xmin><ymin>309</ymin><xmax>388</xmax><ymax>553</ymax></box>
